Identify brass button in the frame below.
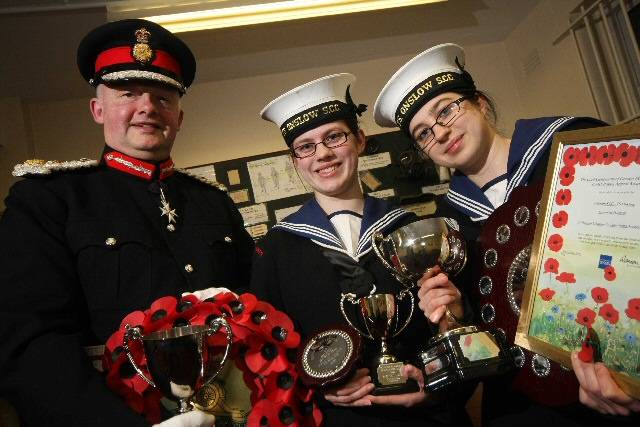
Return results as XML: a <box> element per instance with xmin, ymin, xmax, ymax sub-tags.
<box><xmin>224</xmin><ymin>236</ymin><xmax>232</xmax><ymax>243</ymax></box>
<box><xmin>105</xmin><ymin>237</ymin><xmax>117</xmax><ymax>246</ymax></box>
<box><xmin>184</xmin><ymin>264</ymin><xmax>194</xmax><ymax>273</ymax></box>
<box><xmin>167</xmin><ymin>224</ymin><xmax>176</xmax><ymax>232</ymax></box>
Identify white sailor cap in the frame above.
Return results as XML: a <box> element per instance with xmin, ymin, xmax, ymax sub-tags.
<box><xmin>261</xmin><ymin>73</ymin><xmax>367</xmax><ymax>146</ymax></box>
<box><xmin>374</xmin><ymin>43</ymin><xmax>475</xmax><ymax>133</ymax></box>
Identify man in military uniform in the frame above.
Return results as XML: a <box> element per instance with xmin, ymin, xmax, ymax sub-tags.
<box><xmin>0</xmin><ymin>19</ymin><xmax>254</xmax><ymax>426</ymax></box>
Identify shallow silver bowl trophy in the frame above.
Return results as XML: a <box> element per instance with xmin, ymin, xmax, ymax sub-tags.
<box><xmin>372</xmin><ymin>217</ymin><xmax>512</xmax><ymax>392</ymax></box>
<box><xmin>123</xmin><ymin>319</ymin><xmax>233</xmax><ymax>413</ymax></box>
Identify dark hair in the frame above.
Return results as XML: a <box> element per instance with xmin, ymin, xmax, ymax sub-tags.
<box><xmin>344</xmin><ymin>116</ymin><xmax>362</xmax><ymax>135</ymax></box>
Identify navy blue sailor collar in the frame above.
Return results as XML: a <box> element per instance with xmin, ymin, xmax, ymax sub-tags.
<box><xmin>445</xmin><ymin>116</ymin><xmax>585</xmax><ymax>222</ymax></box>
<box><xmin>273</xmin><ymin>195</ymin><xmax>412</xmax><ymax>259</ymax></box>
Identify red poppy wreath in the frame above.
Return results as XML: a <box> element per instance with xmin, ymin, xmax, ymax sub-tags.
<box><xmin>102</xmin><ymin>292</ymin><xmax>323</xmax><ymax>426</ymax></box>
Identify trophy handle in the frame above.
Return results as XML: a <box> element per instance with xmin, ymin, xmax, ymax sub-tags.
<box><xmin>340</xmin><ymin>293</ymin><xmax>373</xmax><ymax>339</ymax></box>
<box><xmin>123</xmin><ymin>324</ymin><xmax>156</xmax><ymax>387</ymax></box>
<box><xmin>372</xmin><ymin>231</ymin><xmax>414</xmax><ymax>289</ymax></box>
<box><xmin>201</xmin><ymin>316</ymin><xmax>233</xmax><ymax>387</ymax></box>
<box><xmin>392</xmin><ymin>289</ymin><xmax>415</xmax><ymax>337</ymax></box>
<box><xmin>442</xmin><ymin>229</ymin><xmax>467</xmax><ymax>276</ymax></box>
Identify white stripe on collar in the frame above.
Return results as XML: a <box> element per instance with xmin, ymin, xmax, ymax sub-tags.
<box><xmin>505</xmin><ymin>116</ymin><xmax>573</xmax><ymax>199</ymax></box>
<box><xmin>446</xmin><ymin>189</ymin><xmax>493</xmax><ymax>216</ymax></box>
<box><xmin>275</xmin><ymin>221</ymin><xmax>342</xmax><ymax>247</ymax></box>
<box><xmin>356</xmin><ymin>208</ymin><xmax>407</xmax><ymax>254</ymax></box>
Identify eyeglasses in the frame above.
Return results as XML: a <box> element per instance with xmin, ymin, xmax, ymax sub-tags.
<box><xmin>291</xmin><ymin>131</ymin><xmax>352</xmax><ymax>159</ymax></box>
<box><xmin>413</xmin><ymin>96</ymin><xmax>471</xmax><ymax>153</ymax></box>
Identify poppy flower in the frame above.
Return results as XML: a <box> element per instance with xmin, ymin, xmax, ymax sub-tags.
<box><xmin>576</xmin><ymin>307</ymin><xmax>597</xmax><ymax>327</ymax></box>
<box><xmin>556</xmin><ymin>272</ymin><xmax>576</xmax><ymax>283</ymax></box>
<box><xmin>544</xmin><ymin>258</ymin><xmax>560</xmax><ymax>274</ymax></box>
<box><xmin>263</xmin><ymin>370</ymin><xmax>299</xmax><ymax>403</ymax></box>
<box><xmin>260</xmin><ymin>309</ymin><xmax>301</xmax><ymax>349</ymax></box>
<box><xmin>600</xmin><ymin>144</ymin><xmax>617</xmax><ymax>165</ymax></box>
<box><xmin>558</xmin><ymin>165</ymin><xmax>575</xmax><ymax>186</ymax></box>
<box><xmin>614</xmin><ymin>143</ymin><xmax>636</xmax><ymax>167</ymax></box>
<box><xmin>598</xmin><ymin>303</ymin><xmax>619</xmax><ymax>325</ymax></box>
<box><xmin>555</xmin><ymin>189</ymin><xmax>572</xmax><ymax>206</ymax></box>
<box><xmin>578</xmin><ymin>147</ymin><xmax>593</xmax><ymax>166</ymax></box>
<box><xmin>552</xmin><ymin>210</ymin><xmax>568</xmax><ymax>228</ymax></box>
<box><xmin>604</xmin><ymin>265</ymin><xmax>616</xmax><ymax>281</ymax></box>
<box><xmin>622</xmin><ymin>145</ymin><xmax>637</xmax><ymax>167</ymax></box>
<box><xmin>563</xmin><ymin>147</ymin><xmax>580</xmax><ymax>166</ymax></box>
<box><xmin>119</xmin><ymin>311</ymin><xmax>146</xmax><ymax>331</ymax></box>
<box><xmin>538</xmin><ymin>288</ymin><xmax>556</xmax><ymax>301</ymax></box>
<box><xmin>247</xmin><ymin>398</ymin><xmax>308</xmax><ymax>427</ymax></box>
<box><xmin>244</xmin><ymin>333</ymin><xmax>290</xmax><ymax>376</ymax></box>
<box><xmin>591</xmin><ymin>287</ymin><xmax>609</xmax><ymax>304</ymax></box>
<box><xmin>142</xmin><ymin>296</ymin><xmax>179</xmax><ymax>332</ymax></box>
<box><xmin>625</xmin><ymin>298</ymin><xmax>640</xmax><ymax>321</ymax></box>
<box><xmin>247</xmin><ymin>399</ymin><xmax>280</xmax><ymax>427</ymax></box>
<box><xmin>547</xmin><ymin>234</ymin><xmax>564</xmax><ymax>252</ymax></box>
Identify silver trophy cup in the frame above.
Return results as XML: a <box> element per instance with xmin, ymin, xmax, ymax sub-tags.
<box><xmin>372</xmin><ymin>217</ymin><xmax>466</xmax><ymax>285</ymax></box>
<box><xmin>123</xmin><ymin>320</ymin><xmax>232</xmax><ymax>413</ymax></box>
<box><xmin>340</xmin><ymin>291</ymin><xmax>417</xmax><ymax>395</ymax></box>
<box><xmin>372</xmin><ymin>218</ymin><xmax>512</xmax><ymax>392</ymax></box>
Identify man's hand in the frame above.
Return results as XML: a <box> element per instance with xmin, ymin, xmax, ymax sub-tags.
<box><xmin>153</xmin><ymin>410</ymin><xmax>215</xmax><ymax>427</ymax></box>
<box><xmin>182</xmin><ymin>287</ymin><xmax>236</xmax><ymax>300</ymax></box>
<box><xmin>571</xmin><ymin>351</ymin><xmax>640</xmax><ymax>416</ymax></box>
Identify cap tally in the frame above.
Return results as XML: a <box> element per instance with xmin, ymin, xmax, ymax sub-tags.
<box><xmin>374</xmin><ymin>43</ymin><xmax>475</xmax><ymax>133</ymax></box>
<box><xmin>261</xmin><ymin>73</ymin><xmax>366</xmax><ymax>146</ymax></box>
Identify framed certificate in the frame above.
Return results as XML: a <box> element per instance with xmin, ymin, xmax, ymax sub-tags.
<box><xmin>516</xmin><ymin>123</ymin><xmax>640</xmax><ymax>399</ymax></box>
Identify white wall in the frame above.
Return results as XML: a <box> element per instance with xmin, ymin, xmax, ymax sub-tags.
<box><xmin>504</xmin><ymin>0</ymin><xmax>598</xmax><ymax>119</ymax></box>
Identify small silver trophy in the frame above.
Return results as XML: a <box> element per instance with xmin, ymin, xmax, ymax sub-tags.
<box><xmin>123</xmin><ymin>319</ymin><xmax>233</xmax><ymax>413</ymax></box>
<box><xmin>372</xmin><ymin>218</ymin><xmax>512</xmax><ymax>392</ymax></box>
<box><xmin>339</xmin><ymin>291</ymin><xmax>417</xmax><ymax>394</ymax></box>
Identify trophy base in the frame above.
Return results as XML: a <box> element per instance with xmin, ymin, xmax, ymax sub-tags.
<box><xmin>371</xmin><ymin>361</ymin><xmax>420</xmax><ymax>395</ymax></box>
<box><xmin>420</xmin><ymin>326</ymin><xmax>513</xmax><ymax>392</ymax></box>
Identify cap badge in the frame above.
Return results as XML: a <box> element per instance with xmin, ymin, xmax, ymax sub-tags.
<box><xmin>132</xmin><ymin>27</ymin><xmax>153</xmax><ymax>64</ymax></box>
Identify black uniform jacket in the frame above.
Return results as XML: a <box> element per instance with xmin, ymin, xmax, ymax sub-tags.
<box><xmin>251</xmin><ymin>196</ymin><xmax>472</xmax><ymax>427</ymax></box>
<box><xmin>0</xmin><ymin>148</ymin><xmax>254</xmax><ymax>426</ymax></box>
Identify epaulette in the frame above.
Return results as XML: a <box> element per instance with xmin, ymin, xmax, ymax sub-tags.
<box><xmin>174</xmin><ymin>168</ymin><xmax>228</xmax><ymax>193</ymax></box>
<box><xmin>12</xmin><ymin>158</ymin><xmax>99</xmax><ymax>177</ymax></box>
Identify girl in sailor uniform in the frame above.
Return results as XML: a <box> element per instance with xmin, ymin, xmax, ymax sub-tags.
<box><xmin>374</xmin><ymin>43</ymin><xmax>639</xmax><ymax>426</ymax></box>
<box><xmin>251</xmin><ymin>74</ymin><xmax>474</xmax><ymax>427</ymax></box>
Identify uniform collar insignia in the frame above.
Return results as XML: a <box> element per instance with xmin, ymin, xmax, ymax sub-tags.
<box><xmin>103</xmin><ymin>150</ymin><xmax>174</xmax><ymax>181</ymax></box>
<box><xmin>445</xmin><ymin>116</ymin><xmax>579</xmax><ymax>221</ymax></box>
<box><xmin>274</xmin><ymin>196</ymin><xmax>412</xmax><ymax>260</ymax></box>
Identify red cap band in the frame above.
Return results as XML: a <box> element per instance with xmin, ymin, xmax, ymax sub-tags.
<box><xmin>95</xmin><ymin>46</ymin><xmax>182</xmax><ymax>77</ymax></box>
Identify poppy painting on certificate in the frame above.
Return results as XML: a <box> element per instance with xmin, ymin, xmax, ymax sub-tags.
<box><xmin>516</xmin><ymin>123</ymin><xmax>640</xmax><ymax>400</ymax></box>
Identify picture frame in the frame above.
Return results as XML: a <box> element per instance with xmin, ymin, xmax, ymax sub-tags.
<box><xmin>516</xmin><ymin>122</ymin><xmax>640</xmax><ymax>399</ymax></box>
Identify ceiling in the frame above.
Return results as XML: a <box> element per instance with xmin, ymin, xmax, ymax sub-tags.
<box><xmin>0</xmin><ymin>0</ymin><xmax>541</xmax><ymax>102</ymax></box>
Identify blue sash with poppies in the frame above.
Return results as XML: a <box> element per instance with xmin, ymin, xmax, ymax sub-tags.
<box><xmin>273</xmin><ymin>196</ymin><xmax>412</xmax><ymax>260</ymax></box>
<box><xmin>445</xmin><ymin>116</ymin><xmax>597</xmax><ymax>222</ymax></box>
